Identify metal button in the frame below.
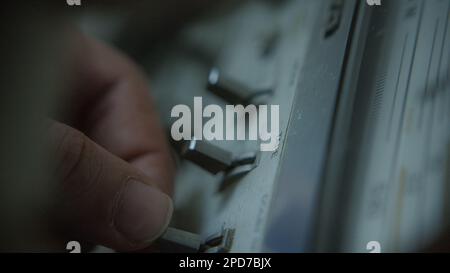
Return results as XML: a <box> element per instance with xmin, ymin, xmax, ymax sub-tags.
<box><xmin>155</xmin><ymin>227</ymin><xmax>235</xmax><ymax>253</ymax></box>
<box><xmin>181</xmin><ymin>138</ymin><xmax>234</xmax><ymax>174</ymax></box>
<box><xmin>207</xmin><ymin>67</ymin><xmax>272</xmax><ymax>105</ymax></box>
<box><xmin>180</xmin><ymin>138</ymin><xmax>259</xmax><ymax>177</ymax></box>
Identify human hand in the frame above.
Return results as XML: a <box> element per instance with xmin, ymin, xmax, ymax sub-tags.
<box><xmin>47</xmin><ymin>32</ymin><xmax>174</xmax><ymax>252</ymax></box>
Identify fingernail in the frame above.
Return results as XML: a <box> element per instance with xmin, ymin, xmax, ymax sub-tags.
<box><xmin>114</xmin><ymin>179</ymin><xmax>173</xmax><ymax>247</ymax></box>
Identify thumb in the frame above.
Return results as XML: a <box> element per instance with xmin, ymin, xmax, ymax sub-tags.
<box><xmin>48</xmin><ymin>121</ymin><xmax>173</xmax><ymax>251</ymax></box>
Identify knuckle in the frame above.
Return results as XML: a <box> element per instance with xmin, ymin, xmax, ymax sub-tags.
<box><xmin>57</xmin><ymin>126</ymin><xmax>87</xmax><ymax>180</ymax></box>
<box><xmin>54</xmin><ymin>124</ymin><xmax>102</xmax><ymax>196</ymax></box>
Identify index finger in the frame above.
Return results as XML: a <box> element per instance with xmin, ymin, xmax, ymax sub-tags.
<box><xmin>64</xmin><ymin>32</ymin><xmax>174</xmax><ymax>195</ymax></box>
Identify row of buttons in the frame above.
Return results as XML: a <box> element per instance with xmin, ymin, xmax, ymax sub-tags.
<box><xmin>174</xmin><ymin>67</ymin><xmax>272</xmax><ymax>180</ymax></box>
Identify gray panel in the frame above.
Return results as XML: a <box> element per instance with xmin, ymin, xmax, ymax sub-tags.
<box><xmin>263</xmin><ymin>0</ymin><xmax>358</xmax><ymax>253</ymax></box>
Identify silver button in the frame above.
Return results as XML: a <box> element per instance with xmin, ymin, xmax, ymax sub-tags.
<box><xmin>207</xmin><ymin>67</ymin><xmax>272</xmax><ymax>105</ymax></box>
<box><xmin>180</xmin><ymin>138</ymin><xmax>259</xmax><ymax>176</ymax></box>
<box><xmin>181</xmin><ymin>138</ymin><xmax>234</xmax><ymax>174</ymax></box>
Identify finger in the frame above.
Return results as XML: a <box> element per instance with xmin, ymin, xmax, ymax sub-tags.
<box><xmin>65</xmin><ymin>32</ymin><xmax>174</xmax><ymax>195</ymax></box>
<box><xmin>48</xmin><ymin>121</ymin><xmax>173</xmax><ymax>252</ymax></box>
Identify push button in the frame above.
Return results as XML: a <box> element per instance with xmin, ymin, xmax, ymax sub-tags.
<box><xmin>180</xmin><ymin>138</ymin><xmax>259</xmax><ymax>177</ymax></box>
<box><xmin>207</xmin><ymin>67</ymin><xmax>272</xmax><ymax>105</ymax></box>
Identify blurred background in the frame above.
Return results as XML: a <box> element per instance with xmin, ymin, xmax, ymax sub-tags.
<box><xmin>0</xmin><ymin>0</ymin><xmax>449</xmax><ymax>252</ymax></box>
